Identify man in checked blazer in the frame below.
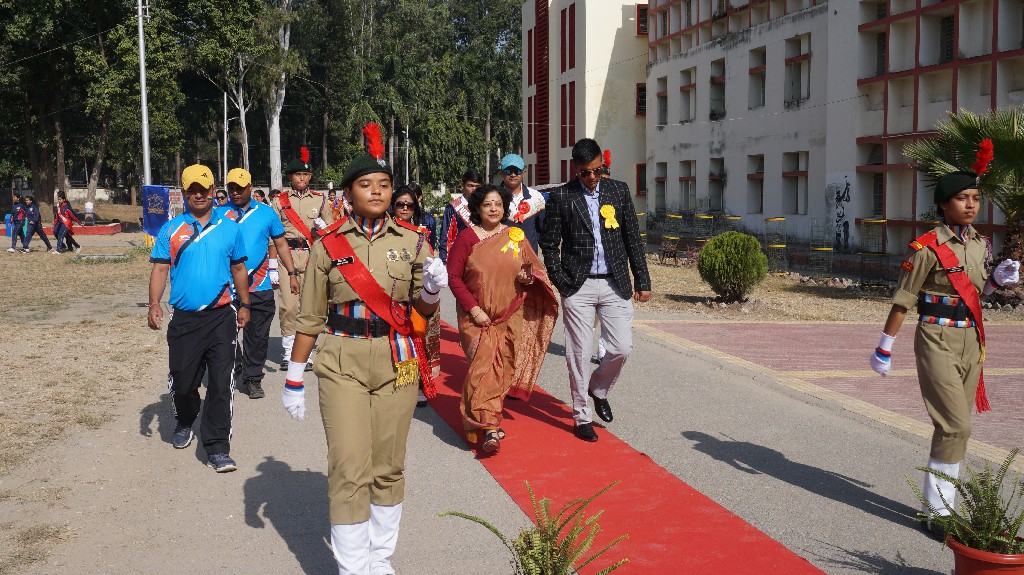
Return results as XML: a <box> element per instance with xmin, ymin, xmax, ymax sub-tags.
<box><xmin>541</xmin><ymin>138</ymin><xmax>652</xmax><ymax>442</ymax></box>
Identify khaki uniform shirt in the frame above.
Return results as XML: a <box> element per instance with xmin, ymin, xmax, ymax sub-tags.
<box><xmin>892</xmin><ymin>224</ymin><xmax>990</xmax><ymax>310</ymax></box>
<box><xmin>271</xmin><ymin>190</ymin><xmax>335</xmax><ymax>242</ymax></box>
<box><xmin>296</xmin><ymin>216</ymin><xmax>427</xmax><ymax>336</ymax></box>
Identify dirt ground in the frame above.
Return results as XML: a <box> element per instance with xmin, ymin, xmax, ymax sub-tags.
<box><xmin>0</xmin><ymin>235</ymin><xmax>1019</xmax><ymax>573</ymax></box>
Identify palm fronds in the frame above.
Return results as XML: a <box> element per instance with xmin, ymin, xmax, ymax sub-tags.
<box><xmin>440</xmin><ymin>481</ymin><xmax>629</xmax><ymax>575</ymax></box>
<box><xmin>907</xmin><ymin>448</ymin><xmax>1024</xmax><ymax>554</ymax></box>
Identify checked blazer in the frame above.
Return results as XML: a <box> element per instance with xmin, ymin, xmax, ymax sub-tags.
<box><xmin>540</xmin><ymin>177</ymin><xmax>651</xmax><ymax>298</ymax></box>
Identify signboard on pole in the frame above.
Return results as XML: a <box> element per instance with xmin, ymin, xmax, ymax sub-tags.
<box><xmin>142</xmin><ymin>184</ymin><xmax>169</xmax><ymax>237</ymax></box>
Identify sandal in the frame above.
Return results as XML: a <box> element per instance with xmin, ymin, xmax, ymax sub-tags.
<box><xmin>482</xmin><ymin>430</ymin><xmax>501</xmax><ymax>454</ymax></box>
<box><xmin>496</xmin><ymin>428</ymin><xmax>506</xmax><ymax>440</ymax></box>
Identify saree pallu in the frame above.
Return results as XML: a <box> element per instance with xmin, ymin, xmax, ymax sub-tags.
<box><xmin>456</xmin><ymin>232</ymin><xmax>558</xmax><ymax>443</ymax></box>
<box><xmin>427</xmin><ymin>311</ymin><xmax>441</xmax><ymax>375</ymax></box>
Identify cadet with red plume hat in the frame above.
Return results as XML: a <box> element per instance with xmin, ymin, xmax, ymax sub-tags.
<box><xmin>270</xmin><ymin>146</ymin><xmax>336</xmax><ymax>369</ymax></box>
<box><xmin>280</xmin><ymin>123</ymin><xmax>448</xmax><ymax>575</ymax></box>
<box><xmin>869</xmin><ymin>138</ymin><xmax>1020</xmax><ymax>539</ymax></box>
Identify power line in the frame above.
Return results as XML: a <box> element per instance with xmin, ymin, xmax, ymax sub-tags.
<box><xmin>0</xmin><ymin>19</ymin><xmax>134</xmax><ymax>69</ymax></box>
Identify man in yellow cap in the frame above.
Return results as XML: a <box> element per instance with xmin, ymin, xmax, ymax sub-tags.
<box><xmin>218</xmin><ymin>168</ymin><xmax>301</xmax><ymax>400</ymax></box>
<box><xmin>148</xmin><ymin>164</ymin><xmax>251</xmax><ymax>472</ymax></box>
<box><xmin>270</xmin><ymin>147</ymin><xmax>336</xmax><ymax>369</ymax></box>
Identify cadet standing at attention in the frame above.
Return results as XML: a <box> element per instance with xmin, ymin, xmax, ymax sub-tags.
<box><xmin>280</xmin><ymin>124</ymin><xmax>448</xmax><ymax>575</ymax></box>
<box><xmin>869</xmin><ymin>139</ymin><xmax>1020</xmax><ymax>537</ymax></box>
<box><xmin>271</xmin><ymin>147</ymin><xmax>336</xmax><ymax>369</ymax></box>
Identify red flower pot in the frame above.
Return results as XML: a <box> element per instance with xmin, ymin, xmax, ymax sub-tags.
<box><xmin>947</xmin><ymin>536</ymin><xmax>1024</xmax><ymax>574</ymax></box>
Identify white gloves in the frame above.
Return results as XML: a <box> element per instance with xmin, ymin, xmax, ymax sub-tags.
<box><xmin>268</xmin><ymin>258</ymin><xmax>280</xmax><ymax>287</ymax></box>
<box><xmin>870</xmin><ymin>332</ymin><xmax>895</xmax><ymax>377</ymax></box>
<box><xmin>313</xmin><ymin>217</ymin><xmax>327</xmax><ymax>230</ymax></box>
<box><xmin>420</xmin><ymin>256</ymin><xmax>448</xmax><ymax>305</ymax></box>
<box><xmin>993</xmin><ymin>259</ymin><xmax>1020</xmax><ymax>287</ymax></box>
<box><xmin>282</xmin><ymin>360</ymin><xmax>307</xmax><ymax>420</ymax></box>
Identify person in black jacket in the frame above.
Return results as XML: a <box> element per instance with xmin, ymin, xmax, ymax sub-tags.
<box><xmin>8</xmin><ymin>192</ymin><xmax>25</xmax><ymax>253</ymax></box>
<box><xmin>20</xmin><ymin>195</ymin><xmax>53</xmax><ymax>253</ymax></box>
<box><xmin>540</xmin><ymin>138</ymin><xmax>651</xmax><ymax>443</ymax></box>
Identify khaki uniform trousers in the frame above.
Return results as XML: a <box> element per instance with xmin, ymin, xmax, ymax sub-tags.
<box><xmin>315</xmin><ymin>334</ymin><xmax>418</xmax><ymax>525</ymax></box>
<box><xmin>276</xmin><ymin>249</ymin><xmax>310</xmax><ymax>337</ymax></box>
<box><xmin>915</xmin><ymin>322</ymin><xmax>982</xmax><ymax>463</ymax></box>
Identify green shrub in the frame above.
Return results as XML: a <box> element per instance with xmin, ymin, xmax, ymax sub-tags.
<box><xmin>696</xmin><ymin>231</ymin><xmax>767</xmax><ymax>302</ymax></box>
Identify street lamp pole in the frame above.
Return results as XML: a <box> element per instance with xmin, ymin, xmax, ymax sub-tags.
<box><xmin>137</xmin><ymin>0</ymin><xmax>151</xmax><ymax>186</ymax></box>
<box><xmin>404</xmin><ymin>126</ymin><xmax>410</xmax><ymax>184</ymax></box>
<box><xmin>223</xmin><ymin>93</ymin><xmax>228</xmax><ymax>184</ymax></box>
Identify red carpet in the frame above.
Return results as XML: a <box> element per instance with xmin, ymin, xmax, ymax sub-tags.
<box><xmin>430</xmin><ymin>323</ymin><xmax>824</xmax><ymax>574</ymax></box>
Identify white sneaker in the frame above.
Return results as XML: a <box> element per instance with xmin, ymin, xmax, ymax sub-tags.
<box><xmin>75</xmin><ymin>247</ymin><xmax>81</xmax><ymax>254</ymax></box>
<box><xmin>19</xmin><ymin>248</ymin><xmax>29</xmax><ymax>253</ymax></box>
<box><xmin>6</xmin><ymin>248</ymin><xmax>14</xmax><ymax>253</ymax></box>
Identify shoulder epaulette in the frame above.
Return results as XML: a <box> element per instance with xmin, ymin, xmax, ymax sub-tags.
<box><xmin>909</xmin><ymin>230</ymin><xmax>938</xmax><ymax>251</ymax></box>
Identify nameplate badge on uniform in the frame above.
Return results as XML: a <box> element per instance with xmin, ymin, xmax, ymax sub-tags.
<box><xmin>332</xmin><ymin>257</ymin><xmax>354</xmax><ymax>266</ymax></box>
<box><xmin>386</xmin><ymin>249</ymin><xmax>399</xmax><ymax>262</ymax></box>
<box><xmin>901</xmin><ymin>260</ymin><xmax>914</xmax><ymax>272</ymax></box>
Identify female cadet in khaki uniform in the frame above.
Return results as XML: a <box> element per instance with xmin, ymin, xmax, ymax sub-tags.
<box><xmin>869</xmin><ymin>143</ymin><xmax>1020</xmax><ymax>537</ymax></box>
<box><xmin>280</xmin><ymin>124</ymin><xmax>448</xmax><ymax>575</ymax></box>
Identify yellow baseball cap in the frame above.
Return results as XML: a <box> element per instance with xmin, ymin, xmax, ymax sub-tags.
<box><xmin>226</xmin><ymin>168</ymin><xmax>252</xmax><ymax>187</ymax></box>
<box><xmin>182</xmin><ymin>164</ymin><xmax>215</xmax><ymax>191</ymax></box>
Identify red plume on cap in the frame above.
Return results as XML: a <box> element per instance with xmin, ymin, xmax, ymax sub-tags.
<box><xmin>603</xmin><ymin>149</ymin><xmax>612</xmax><ymax>168</ymax></box>
<box><xmin>363</xmin><ymin>123</ymin><xmax>385</xmax><ymax>161</ymax></box>
<box><xmin>972</xmin><ymin>138</ymin><xmax>994</xmax><ymax>177</ymax></box>
<box><xmin>300</xmin><ymin>146</ymin><xmax>310</xmax><ymax>164</ymax></box>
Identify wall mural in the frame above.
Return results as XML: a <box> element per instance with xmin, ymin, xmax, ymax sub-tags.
<box><xmin>826</xmin><ymin>173</ymin><xmax>853</xmax><ymax>253</ymax></box>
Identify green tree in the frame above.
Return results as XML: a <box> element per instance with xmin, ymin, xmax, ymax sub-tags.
<box><xmin>904</xmin><ymin>107</ymin><xmax>1024</xmax><ymax>261</ymax></box>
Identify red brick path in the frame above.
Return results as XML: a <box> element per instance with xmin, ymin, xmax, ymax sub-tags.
<box><xmin>646</xmin><ymin>322</ymin><xmax>1024</xmax><ymax>452</ymax></box>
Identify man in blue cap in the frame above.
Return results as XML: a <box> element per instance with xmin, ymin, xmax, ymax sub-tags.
<box><xmin>498</xmin><ymin>154</ymin><xmax>545</xmax><ymax>253</ymax></box>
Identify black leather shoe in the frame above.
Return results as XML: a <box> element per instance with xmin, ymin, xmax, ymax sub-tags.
<box><xmin>589</xmin><ymin>391</ymin><xmax>613</xmax><ymax>423</ymax></box>
<box><xmin>573</xmin><ymin>423</ymin><xmax>598</xmax><ymax>442</ymax></box>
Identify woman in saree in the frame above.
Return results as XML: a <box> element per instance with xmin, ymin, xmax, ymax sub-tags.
<box><xmin>445</xmin><ymin>184</ymin><xmax>558</xmax><ymax>453</ymax></box>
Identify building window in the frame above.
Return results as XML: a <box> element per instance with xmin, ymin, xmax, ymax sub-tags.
<box><xmin>561</xmin><ymin>159</ymin><xmax>568</xmax><ymax>183</ymax></box>
<box><xmin>872</xmin><ymin>172</ymin><xmax>884</xmax><ymax>217</ymax></box>
<box><xmin>684</xmin><ymin>0</ymin><xmax>693</xmax><ymax>28</ymax></box>
<box><xmin>636</xmin><ymin>164</ymin><xmax>648</xmax><ymax>196</ymax></box>
<box><xmin>939</xmin><ymin>16</ymin><xmax>954</xmax><ymax>64</ymax></box>
<box><xmin>679</xmin><ymin>160</ymin><xmax>696</xmax><ymax>210</ymax></box>
<box><xmin>709</xmin><ymin>157</ymin><xmax>725</xmax><ymax>212</ymax></box>
<box><xmin>875</xmin><ymin>32</ymin><xmax>886</xmax><ymax>76</ymax></box>
<box><xmin>748</xmin><ymin>46</ymin><xmax>766</xmax><ymax>110</ymax></box>
<box><xmin>784</xmin><ymin>34</ymin><xmax>811</xmax><ymax>105</ymax></box>
<box><xmin>528</xmin><ymin>28</ymin><xmax>534</xmax><ymax>86</ymax></box>
<box><xmin>568</xmin><ymin>3</ymin><xmax>576</xmax><ymax>70</ymax></box>
<box><xmin>637</xmin><ymin>4</ymin><xmax>649</xmax><ymax>36</ymax></box>
<box><xmin>747</xmin><ymin>155</ymin><xmax>764</xmax><ymax>214</ymax></box>
<box><xmin>560</xmin><ymin>83</ymin><xmax>567</xmax><ymax>148</ymax></box>
<box><xmin>710</xmin><ymin>58</ymin><xmax>725</xmax><ymax>121</ymax></box>
<box><xmin>782</xmin><ymin>151</ymin><xmax>809</xmax><ymax>215</ymax></box>
<box><xmin>658</xmin><ymin>9</ymin><xmax>668</xmax><ymax>38</ymax></box>
<box><xmin>656</xmin><ymin>76</ymin><xmax>668</xmax><ymax>126</ymax></box>
<box><xmin>568</xmin><ymin>81</ymin><xmax>576</xmax><ymax>145</ymax></box>
<box><xmin>680</xmin><ymin>67</ymin><xmax>696</xmax><ymax>122</ymax></box>
<box><xmin>636</xmin><ymin>83</ymin><xmax>647</xmax><ymax>115</ymax></box>
<box><xmin>527</xmin><ymin>96</ymin><xmax>534</xmax><ymax>154</ymax></box>
<box><xmin>560</xmin><ymin>8</ymin><xmax>567</xmax><ymax>73</ymax></box>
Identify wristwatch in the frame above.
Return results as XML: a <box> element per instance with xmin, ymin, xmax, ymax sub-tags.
<box><xmin>288</xmin><ymin>270</ymin><xmax>301</xmax><ymax>276</ymax></box>
<box><xmin>238</xmin><ymin>302</ymin><xmax>252</xmax><ymax>309</ymax></box>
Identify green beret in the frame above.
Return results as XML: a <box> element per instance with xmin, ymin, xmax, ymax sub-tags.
<box><xmin>934</xmin><ymin>171</ymin><xmax>978</xmax><ymax>205</ymax></box>
<box><xmin>342</xmin><ymin>153</ymin><xmax>393</xmax><ymax>189</ymax></box>
<box><xmin>285</xmin><ymin>158</ymin><xmax>312</xmax><ymax>175</ymax></box>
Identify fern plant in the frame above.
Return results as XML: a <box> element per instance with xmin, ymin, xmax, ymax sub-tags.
<box><xmin>908</xmin><ymin>448</ymin><xmax>1024</xmax><ymax>554</ymax></box>
<box><xmin>440</xmin><ymin>481</ymin><xmax>628</xmax><ymax>575</ymax></box>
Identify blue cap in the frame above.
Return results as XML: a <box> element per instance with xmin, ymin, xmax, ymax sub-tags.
<box><xmin>499</xmin><ymin>154</ymin><xmax>525</xmax><ymax>171</ymax></box>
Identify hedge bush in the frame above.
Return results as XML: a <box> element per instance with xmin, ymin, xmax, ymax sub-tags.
<box><xmin>696</xmin><ymin>231</ymin><xmax>768</xmax><ymax>302</ymax></box>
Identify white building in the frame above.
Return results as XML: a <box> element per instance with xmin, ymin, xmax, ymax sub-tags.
<box><xmin>644</xmin><ymin>0</ymin><xmax>1023</xmax><ymax>253</ymax></box>
<box><xmin>521</xmin><ymin>0</ymin><xmax>649</xmax><ymax>213</ymax></box>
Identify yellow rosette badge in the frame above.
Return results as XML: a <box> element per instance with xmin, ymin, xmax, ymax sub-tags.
<box><xmin>600</xmin><ymin>204</ymin><xmax>620</xmax><ymax>229</ymax></box>
<box><xmin>501</xmin><ymin>227</ymin><xmax>526</xmax><ymax>257</ymax></box>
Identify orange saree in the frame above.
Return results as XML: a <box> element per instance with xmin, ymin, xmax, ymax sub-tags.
<box><xmin>455</xmin><ymin>228</ymin><xmax>558</xmax><ymax>443</ymax></box>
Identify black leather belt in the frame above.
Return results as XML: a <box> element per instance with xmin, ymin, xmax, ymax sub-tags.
<box><xmin>326</xmin><ymin>313</ymin><xmax>391</xmax><ymax>338</ymax></box>
<box><xmin>286</xmin><ymin>238</ymin><xmax>310</xmax><ymax>250</ymax></box>
<box><xmin>917</xmin><ymin>296</ymin><xmax>972</xmax><ymax>321</ymax></box>
<box><xmin>587</xmin><ymin>273</ymin><xmax>612</xmax><ymax>279</ymax></box>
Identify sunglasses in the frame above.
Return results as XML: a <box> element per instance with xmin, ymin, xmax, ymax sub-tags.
<box><xmin>394</xmin><ymin>201</ymin><xmax>416</xmax><ymax>209</ymax></box>
<box><xmin>502</xmin><ymin>167</ymin><xmax>523</xmax><ymax>176</ymax></box>
<box><xmin>216</xmin><ymin>194</ymin><xmax>227</xmax><ymax>199</ymax></box>
<box><xmin>578</xmin><ymin>167</ymin><xmax>606</xmax><ymax>178</ymax></box>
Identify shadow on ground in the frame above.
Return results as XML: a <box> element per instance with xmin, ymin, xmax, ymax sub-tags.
<box><xmin>244</xmin><ymin>456</ymin><xmax>334</xmax><ymax>575</ymax></box>
<box><xmin>683</xmin><ymin>431</ymin><xmax>919</xmax><ymax>529</ymax></box>
<box><xmin>139</xmin><ymin>392</ymin><xmax>176</xmax><ymax>442</ymax></box>
<box><xmin>810</xmin><ymin>541</ymin><xmax>947</xmax><ymax>575</ymax></box>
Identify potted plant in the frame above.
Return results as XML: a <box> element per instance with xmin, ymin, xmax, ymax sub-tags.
<box><xmin>908</xmin><ymin>448</ymin><xmax>1024</xmax><ymax>574</ymax></box>
<box><xmin>440</xmin><ymin>481</ymin><xmax>628</xmax><ymax>575</ymax></box>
